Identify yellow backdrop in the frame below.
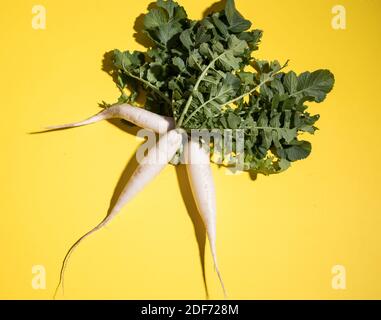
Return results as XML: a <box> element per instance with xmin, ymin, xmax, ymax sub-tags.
<box><xmin>0</xmin><ymin>0</ymin><xmax>380</xmax><ymax>300</ymax></box>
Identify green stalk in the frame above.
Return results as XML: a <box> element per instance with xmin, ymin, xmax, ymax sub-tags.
<box><xmin>121</xmin><ymin>64</ymin><xmax>171</xmax><ymax>105</ymax></box>
<box><xmin>176</xmin><ymin>51</ymin><xmax>228</xmax><ymax>128</ymax></box>
<box><xmin>219</xmin><ymin>77</ymin><xmax>270</xmax><ymax>108</ymax></box>
<box><xmin>182</xmin><ymin>89</ymin><xmax>234</xmax><ymax>126</ymax></box>
<box><xmin>180</xmin><ymin>61</ymin><xmax>289</xmax><ymax>127</ymax></box>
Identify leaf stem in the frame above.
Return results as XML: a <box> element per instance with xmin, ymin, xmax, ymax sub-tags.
<box><xmin>182</xmin><ymin>88</ymin><xmax>235</xmax><ymax>126</ymax></box>
<box><xmin>219</xmin><ymin>61</ymin><xmax>289</xmax><ymax>108</ymax></box>
<box><xmin>176</xmin><ymin>51</ymin><xmax>228</xmax><ymax>128</ymax></box>
<box><xmin>219</xmin><ymin>78</ymin><xmax>269</xmax><ymax>108</ymax></box>
<box><xmin>121</xmin><ymin>67</ymin><xmax>171</xmax><ymax>105</ymax></box>
<box><xmin>180</xmin><ymin>75</ymin><xmax>272</xmax><ymax>127</ymax></box>
<box><xmin>178</xmin><ymin>60</ymin><xmax>289</xmax><ymax>128</ymax></box>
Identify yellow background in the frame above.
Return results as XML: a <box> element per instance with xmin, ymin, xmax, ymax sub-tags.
<box><xmin>0</xmin><ymin>0</ymin><xmax>380</xmax><ymax>300</ymax></box>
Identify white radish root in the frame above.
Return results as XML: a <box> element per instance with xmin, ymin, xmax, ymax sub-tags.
<box><xmin>185</xmin><ymin>138</ymin><xmax>227</xmax><ymax>298</ymax></box>
<box><xmin>54</xmin><ymin>129</ymin><xmax>183</xmax><ymax>298</ymax></box>
<box><xmin>46</xmin><ymin>104</ymin><xmax>175</xmax><ymax>134</ymax></box>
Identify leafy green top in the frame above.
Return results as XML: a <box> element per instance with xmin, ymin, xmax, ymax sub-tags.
<box><xmin>108</xmin><ymin>0</ymin><xmax>335</xmax><ymax>175</ymax></box>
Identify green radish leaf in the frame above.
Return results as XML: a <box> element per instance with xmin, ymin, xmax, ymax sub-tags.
<box><xmin>294</xmin><ymin>70</ymin><xmax>335</xmax><ymax>102</ymax></box>
<box><xmin>227</xmin><ymin>112</ymin><xmax>241</xmax><ymax>129</ymax></box>
<box><xmin>225</xmin><ymin>0</ymin><xmax>252</xmax><ymax>33</ymax></box>
<box><xmin>107</xmin><ymin>0</ymin><xmax>335</xmax><ymax>176</ymax></box>
<box><xmin>284</xmin><ymin>71</ymin><xmax>298</xmax><ymax>94</ymax></box>
<box><xmin>280</xmin><ymin>128</ymin><xmax>297</xmax><ymax>143</ymax></box>
<box><xmin>172</xmin><ymin>57</ymin><xmax>185</xmax><ymax>70</ymax></box>
<box><xmin>144</xmin><ymin>8</ymin><xmax>168</xmax><ymax>30</ymax></box>
<box><xmin>285</xmin><ymin>140</ymin><xmax>312</xmax><ymax>161</ymax></box>
<box><xmin>180</xmin><ymin>29</ymin><xmax>193</xmax><ymax>49</ymax></box>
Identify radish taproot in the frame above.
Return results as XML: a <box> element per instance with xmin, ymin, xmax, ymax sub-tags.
<box><xmin>54</xmin><ymin>129</ymin><xmax>183</xmax><ymax>298</ymax></box>
<box><xmin>185</xmin><ymin>138</ymin><xmax>227</xmax><ymax>297</ymax></box>
<box><xmin>47</xmin><ymin>104</ymin><xmax>174</xmax><ymax>134</ymax></box>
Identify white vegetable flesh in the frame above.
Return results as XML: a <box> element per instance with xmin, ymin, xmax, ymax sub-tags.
<box><xmin>47</xmin><ymin>104</ymin><xmax>174</xmax><ymax>134</ymax></box>
<box><xmin>185</xmin><ymin>138</ymin><xmax>227</xmax><ymax>297</ymax></box>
